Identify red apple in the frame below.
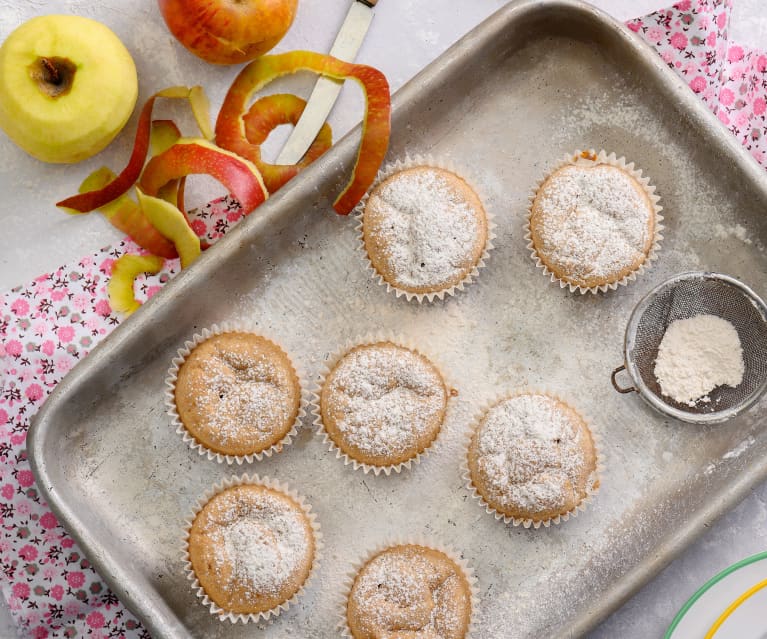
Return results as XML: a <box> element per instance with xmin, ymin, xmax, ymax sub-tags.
<box><xmin>158</xmin><ymin>0</ymin><xmax>298</xmax><ymax>65</ymax></box>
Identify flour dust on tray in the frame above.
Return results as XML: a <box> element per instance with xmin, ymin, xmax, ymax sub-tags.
<box><xmin>316</xmin><ymin>340</ymin><xmax>449</xmax><ymax>474</ymax></box>
<box><xmin>169</xmin><ymin>329</ymin><xmax>303</xmax><ymax>461</ymax></box>
<box><xmin>654</xmin><ymin>314</ymin><xmax>745</xmax><ymax>406</ymax></box>
<box><xmin>466</xmin><ymin>392</ymin><xmax>599</xmax><ymax>528</ymax></box>
<box><xmin>185</xmin><ymin>479</ymin><xmax>318</xmax><ymax>621</ymax></box>
<box><xmin>361</xmin><ymin>161</ymin><xmax>490</xmax><ymax>301</ymax></box>
<box><xmin>343</xmin><ymin>543</ymin><xmax>475</xmax><ymax>639</ymax></box>
<box><xmin>527</xmin><ymin>150</ymin><xmax>662</xmax><ymax>293</ymax></box>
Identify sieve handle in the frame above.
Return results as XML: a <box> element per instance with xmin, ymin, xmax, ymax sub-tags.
<box><xmin>611</xmin><ymin>365</ymin><xmax>637</xmax><ymax>394</ymax></box>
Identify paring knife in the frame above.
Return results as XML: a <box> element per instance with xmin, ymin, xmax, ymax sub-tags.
<box><xmin>275</xmin><ymin>0</ymin><xmax>379</xmax><ymax>165</ymax></box>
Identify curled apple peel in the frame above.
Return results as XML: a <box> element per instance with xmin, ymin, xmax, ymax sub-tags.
<box><xmin>57</xmin><ymin>86</ymin><xmax>213</xmax><ymax>213</ymax></box>
<box><xmin>139</xmin><ymin>138</ymin><xmax>268</xmax><ymax>215</ymax></box>
<box><xmin>135</xmin><ymin>189</ymin><xmax>201</xmax><ymax>269</ymax></box>
<box><xmin>150</xmin><ymin>120</ymin><xmax>186</xmax><ymax>217</ymax></box>
<box><xmin>241</xmin><ymin>93</ymin><xmax>332</xmax><ymax>194</ymax></box>
<box><xmin>107</xmin><ymin>254</ymin><xmax>165</xmax><ymax>315</ymax></box>
<box><xmin>150</xmin><ymin>120</ymin><xmax>183</xmax><ymax>157</ymax></box>
<box><xmin>148</xmin><ymin>120</ymin><xmax>192</xmax><ymax>235</ymax></box>
<box><xmin>62</xmin><ymin>53</ymin><xmax>391</xmax><ymax>313</ymax></box>
<box><xmin>215</xmin><ymin>51</ymin><xmax>391</xmax><ymax>214</ymax></box>
<box><xmin>76</xmin><ymin>167</ymin><xmax>177</xmax><ymax>259</ymax></box>
<box><xmin>64</xmin><ymin>119</ymin><xmax>189</xmax><ymax>258</ymax></box>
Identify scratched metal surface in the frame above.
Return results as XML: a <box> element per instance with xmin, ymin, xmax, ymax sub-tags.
<box><xmin>29</xmin><ymin>1</ymin><xmax>767</xmax><ymax>637</ymax></box>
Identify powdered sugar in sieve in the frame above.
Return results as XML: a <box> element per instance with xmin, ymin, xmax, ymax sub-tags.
<box><xmin>611</xmin><ymin>272</ymin><xmax>767</xmax><ymax>424</ymax></box>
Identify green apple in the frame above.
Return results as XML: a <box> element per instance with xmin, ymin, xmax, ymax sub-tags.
<box><xmin>0</xmin><ymin>15</ymin><xmax>138</xmax><ymax>163</ymax></box>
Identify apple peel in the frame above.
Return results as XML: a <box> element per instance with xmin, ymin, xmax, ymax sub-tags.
<box><xmin>215</xmin><ymin>51</ymin><xmax>390</xmax><ymax>214</ymax></box>
<box><xmin>139</xmin><ymin>138</ymin><xmax>268</xmax><ymax>214</ymax></box>
<box><xmin>57</xmin><ymin>85</ymin><xmax>213</xmax><ymax>213</ymax></box>
<box><xmin>149</xmin><ymin>120</ymin><xmax>190</xmax><ymax>220</ymax></box>
<box><xmin>76</xmin><ymin>167</ymin><xmax>178</xmax><ymax>258</ymax></box>
<box><xmin>136</xmin><ymin>188</ymin><xmax>201</xmax><ymax>269</ymax></box>
<box><xmin>189</xmin><ymin>86</ymin><xmax>214</xmax><ymax>140</ymax></box>
<box><xmin>107</xmin><ymin>254</ymin><xmax>164</xmax><ymax>315</ymax></box>
<box><xmin>69</xmin><ymin>119</ymin><xmax>188</xmax><ymax>258</ymax></box>
<box><xmin>150</xmin><ymin>120</ymin><xmax>182</xmax><ymax>157</ymax></box>
<box><xmin>241</xmin><ymin>93</ymin><xmax>332</xmax><ymax>193</ymax></box>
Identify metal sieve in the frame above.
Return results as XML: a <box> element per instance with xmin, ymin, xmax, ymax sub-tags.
<box><xmin>611</xmin><ymin>272</ymin><xmax>767</xmax><ymax>424</ymax></box>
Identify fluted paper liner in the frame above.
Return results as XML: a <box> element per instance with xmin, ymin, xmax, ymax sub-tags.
<box><xmin>525</xmin><ymin>149</ymin><xmax>664</xmax><ymax>294</ymax></box>
<box><xmin>354</xmin><ymin>154</ymin><xmax>496</xmax><ymax>303</ymax></box>
<box><xmin>337</xmin><ymin>538</ymin><xmax>479</xmax><ymax>639</ymax></box>
<box><xmin>462</xmin><ymin>390</ymin><xmax>603</xmax><ymax>529</ymax></box>
<box><xmin>182</xmin><ymin>473</ymin><xmax>322</xmax><ymax>624</ymax></box>
<box><xmin>165</xmin><ymin>322</ymin><xmax>307</xmax><ymax>465</ymax></box>
<box><xmin>310</xmin><ymin>332</ymin><xmax>456</xmax><ymax>476</ymax></box>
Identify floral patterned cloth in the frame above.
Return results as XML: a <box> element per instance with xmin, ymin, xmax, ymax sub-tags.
<box><xmin>0</xmin><ymin>198</ymin><xmax>239</xmax><ymax>638</ymax></box>
<box><xmin>627</xmin><ymin>0</ymin><xmax>767</xmax><ymax>165</ymax></box>
<box><xmin>1</xmin><ymin>1</ymin><xmax>765</xmax><ymax>636</ymax></box>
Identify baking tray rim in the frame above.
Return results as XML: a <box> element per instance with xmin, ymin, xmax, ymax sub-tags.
<box><xmin>27</xmin><ymin>0</ymin><xmax>767</xmax><ymax>637</ymax></box>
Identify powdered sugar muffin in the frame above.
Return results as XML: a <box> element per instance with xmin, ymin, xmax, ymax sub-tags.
<box><xmin>187</xmin><ymin>483</ymin><xmax>316</xmax><ymax>617</ymax></box>
<box><xmin>362</xmin><ymin>165</ymin><xmax>488</xmax><ymax>298</ymax></box>
<box><xmin>346</xmin><ymin>544</ymin><xmax>473</xmax><ymax>639</ymax></box>
<box><xmin>467</xmin><ymin>392</ymin><xmax>598</xmax><ymax>525</ymax></box>
<box><xmin>529</xmin><ymin>155</ymin><xmax>658</xmax><ymax>291</ymax></box>
<box><xmin>319</xmin><ymin>341</ymin><xmax>448</xmax><ymax>471</ymax></box>
<box><xmin>173</xmin><ymin>332</ymin><xmax>301</xmax><ymax>458</ymax></box>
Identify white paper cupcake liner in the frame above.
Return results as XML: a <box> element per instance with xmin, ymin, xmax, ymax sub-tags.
<box><xmin>165</xmin><ymin>322</ymin><xmax>308</xmax><ymax>465</ymax></box>
<box><xmin>310</xmin><ymin>332</ymin><xmax>457</xmax><ymax>476</ymax></box>
<box><xmin>525</xmin><ymin>149</ymin><xmax>664</xmax><ymax>294</ymax></box>
<box><xmin>354</xmin><ymin>154</ymin><xmax>496</xmax><ymax>303</ymax></box>
<box><xmin>182</xmin><ymin>473</ymin><xmax>323</xmax><ymax>624</ymax></box>
<box><xmin>462</xmin><ymin>389</ymin><xmax>603</xmax><ymax>529</ymax></box>
<box><xmin>337</xmin><ymin>538</ymin><xmax>479</xmax><ymax>639</ymax></box>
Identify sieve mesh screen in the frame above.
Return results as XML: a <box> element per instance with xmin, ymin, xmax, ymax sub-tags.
<box><xmin>626</xmin><ymin>273</ymin><xmax>767</xmax><ymax>419</ymax></box>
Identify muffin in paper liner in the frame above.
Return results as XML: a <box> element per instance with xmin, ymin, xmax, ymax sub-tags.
<box><xmin>165</xmin><ymin>322</ymin><xmax>308</xmax><ymax>465</ymax></box>
<box><xmin>310</xmin><ymin>332</ymin><xmax>457</xmax><ymax>476</ymax></box>
<box><xmin>337</xmin><ymin>538</ymin><xmax>479</xmax><ymax>639</ymax></box>
<box><xmin>462</xmin><ymin>389</ymin><xmax>603</xmax><ymax>529</ymax></box>
<box><xmin>354</xmin><ymin>154</ymin><xmax>496</xmax><ymax>303</ymax></box>
<box><xmin>181</xmin><ymin>473</ymin><xmax>322</xmax><ymax>624</ymax></box>
<box><xmin>525</xmin><ymin>149</ymin><xmax>664</xmax><ymax>294</ymax></box>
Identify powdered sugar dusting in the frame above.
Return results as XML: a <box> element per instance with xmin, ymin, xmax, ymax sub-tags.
<box><xmin>209</xmin><ymin>489</ymin><xmax>311</xmax><ymax>598</ymax></box>
<box><xmin>349</xmin><ymin>545</ymin><xmax>471</xmax><ymax>639</ymax></box>
<box><xmin>472</xmin><ymin>394</ymin><xmax>596</xmax><ymax>514</ymax></box>
<box><xmin>322</xmin><ymin>343</ymin><xmax>446</xmax><ymax>461</ymax></box>
<box><xmin>365</xmin><ymin>167</ymin><xmax>485</xmax><ymax>289</ymax></box>
<box><xmin>533</xmin><ymin>164</ymin><xmax>652</xmax><ymax>283</ymax></box>
<box><xmin>200</xmin><ymin>351</ymin><xmax>291</xmax><ymax>445</ymax></box>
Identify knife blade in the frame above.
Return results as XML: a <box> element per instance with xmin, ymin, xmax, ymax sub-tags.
<box><xmin>274</xmin><ymin>0</ymin><xmax>378</xmax><ymax>166</ymax></box>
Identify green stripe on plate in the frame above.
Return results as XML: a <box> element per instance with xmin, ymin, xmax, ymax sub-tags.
<box><xmin>665</xmin><ymin>551</ymin><xmax>767</xmax><ymax>638</ymax></box>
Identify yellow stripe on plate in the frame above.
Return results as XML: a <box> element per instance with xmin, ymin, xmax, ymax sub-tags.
<box><xmin>704</xmin><ymin>577</ymin><xmax>767</xmax><ymax>639</ymax></box>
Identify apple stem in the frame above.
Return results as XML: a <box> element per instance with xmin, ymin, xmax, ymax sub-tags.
<box><xmin>41</xmin><ymin>57</ymin><xmax>61</xmax><ymax>85</ymax></box>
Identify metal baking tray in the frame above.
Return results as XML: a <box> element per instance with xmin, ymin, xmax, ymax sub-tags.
<box><xmin>29</xmin><ymin>1</ymin><xmax>767</xmax><ymax>637</ymax></box>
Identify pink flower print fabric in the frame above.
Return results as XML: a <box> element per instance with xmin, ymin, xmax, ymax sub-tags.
<box><xmin>0</xmin><ymin>194</ymin><xmax>241</xmax><ymax>636</ymax></box>
<box><xmin>628</xmin><ymin>0</ymin><xmax>767</xmax><ymax>166</ymax></box>
<box><xmin>3</xmin><ymin>1</ymin><xmax>767</xmax><ymax>636</ymax></box>
<box><xmin>0</xmin><ymin>237</ymin><xmax>178</xmax><ymax>638</ymax></box>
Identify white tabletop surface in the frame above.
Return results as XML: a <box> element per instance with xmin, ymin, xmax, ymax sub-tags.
<box><xmin>1</xmin><ymin>0</ymin><xmax>766</xmax><ymax>637</ymax></box>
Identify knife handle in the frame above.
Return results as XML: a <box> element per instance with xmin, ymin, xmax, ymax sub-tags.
<box><xmin>358</xmin><ymin>0</ymin><xmax>378</xmax><ymax>6</ymax></box>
